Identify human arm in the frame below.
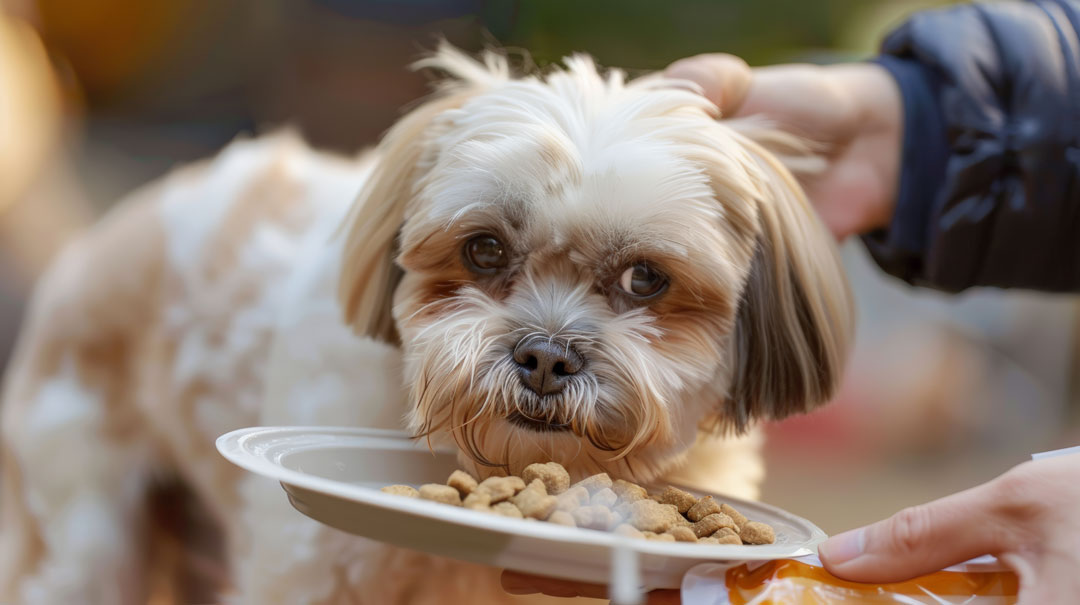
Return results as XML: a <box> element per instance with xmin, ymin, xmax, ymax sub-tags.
<box><xmin>668</xmin><ymin>0</ymin><xmax>1080</xmax><ymax>292</ymax></box>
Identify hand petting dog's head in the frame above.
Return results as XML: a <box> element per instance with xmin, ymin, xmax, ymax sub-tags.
<box><xmin>340</xmin><ymin>46</ymin><xmax>852</xmax><ymax>480</ymax></box>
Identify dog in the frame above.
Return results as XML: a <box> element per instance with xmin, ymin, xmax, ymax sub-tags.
<box><xmin>0</xmin><ymin>45</ymin><xmax>852</xmax><ymax>604</ymax></box>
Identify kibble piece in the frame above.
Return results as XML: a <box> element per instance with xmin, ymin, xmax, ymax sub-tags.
<box><xmin>644</xmin><ymin>531</ymin><xmax>676</xmax><ymax>542</ymax></box>
<box><xmin>519</xmin><ymin>478</ymin><xmax>548</xmax><ymax>496</ymax></box>
<box><xmin>418</xmin><ymin>484</ymin><xmax>462</xmax><ymax>506</ymax></box>
<box><xmin>692</xmin><ymin>512</ymin><xmax>736</xmax><ymax>538</ymax></box>
<box><xmin>628</xmin><ymin>499</ymin><xmax>683</xmax><ymax>533</ymax></box>
<box><xmin>476</xmin><ymin>476</ymin><xmax>522</xmax><ymax>503</ymax></box>
<box><xmin>713</xmin><ymin>527</ymin><xmax>742</xmax><ymax>545</ymax></box>
<box><xmin>611</xmin><ymin>479</ymin><xmax>648</xmax><ymax>503</ymax></box>
<box><xmin>521</xmin><ymin>462</ymin><xmax>571</xmax><ymax>495</ymax></box>
<box><xmin>475</xmin><ymin>477</ymin><xmax>512</xmax><ymax>502</ymax></box>
<box><xmin>606</xmin><ymin>510</ymin><xmax>625</xmax><ymax>531</ymax></box>
<box><xmin>572</xmin><ymin>505</ymin><xmax>615</xmax><ymax>530</ymax></box>
<box><xmin>613</xmin><ymin>523</ymin><xmax>645</xmax><ymax>539</ymax></box>
<box><xmin>720</xmin><ymin>503</ymin><xmax>748</xmax><ymax>531</ymax></box>
<box><xmin>659</xmin><ymin>486</ymin><xmax>697</xmax><ymax>514</ymax></box>
<box><xmin>687</xmin><ymin>495</ymin><xmax>723</xmax><ymax>522</ymax></box>
<box><xmin>715</xmin><ymin>534</ymin><xmax>743</xmax><ymax>545</ymax></box>
<box><xmin>380</xmin><ymin>485</ymin><xmax>419</xmax><ymax>498</ymax></box>
<box><xmin>555</xmin><ymin>486</ymin><xmax>590</xmax><ymax>512</ymax></box>
<box><xmin>463</xmin><ymin>490</ymin><xmax>492</xmax><ymax>511</ymax></box>
<box><xmin>489</xmin><ymin>476</ymin><xmax>527</xmax><ymax>493</ymax></box>
<box><xmin>492</xmin><ymin>501</ymin><xmax>524</xmax><ymax>518</ymax></box>
<box><xmin>740</xmin><ymin>521</ymin><xmax>776</xmax><ymax>545</ymax></box>
<box><xmin>548</xmin><ymin>510</ymin><xmax>576</xmax><ymax>527</ymax></box>
<box><xmin>668</xmin><ymin>526</ymin><xmax>698</xmax><ymax>543</ymax></box>
<box><xmin>590</xmin><ymin>488</ymin><xmax>618</xmax><ymax>509</ymax></box>
<box><xmin>612</xmin><ymin>502</ymin><xmax>632</xmax><ymax>522</ymax></box>
<box><xmin>511</xmin><ymin>479</ymin><xmax>558</xmax><ymax>520</ymax></box>
<box><xmin>447</xmin><ymin>470</ymin><xmax>478</xmax><ymax>497</ymax></box>
<box><xmin>698</xmin><ymin>536</ymin><xmax>720</xmax><ymax>545</ymax></box>
<box><xmin>574</xmin><ymin>473</ymin><xmax>613</xmax><ymax>494</ymax></box>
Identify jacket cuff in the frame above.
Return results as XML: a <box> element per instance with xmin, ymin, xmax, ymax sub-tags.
<box><xmin>860</xmin><ymin>54</ymin><xmax>950</xmax><ymax>286</ymax></box>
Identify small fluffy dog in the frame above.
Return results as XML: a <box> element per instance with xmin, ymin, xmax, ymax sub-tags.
<box><xmin>0</xmin><ymin>46</ymin><xmax>852</xmax><ymax>604</ymax></box>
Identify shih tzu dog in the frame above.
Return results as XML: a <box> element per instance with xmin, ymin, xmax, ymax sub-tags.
<box><xmin>0</xmin><ymin>45</ymin><xmax>852</xmax><ymax>604</ymax></box>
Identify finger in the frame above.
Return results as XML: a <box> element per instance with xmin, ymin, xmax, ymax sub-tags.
<box><xmin>500</xmin><ymin>570</ymin><xmax>609</xmax><ymax>599</ymax></box>
<box><xmin>818</xmin><ymin>479</ymin><xmax>1017</xmax><ymax>583</ymax></box>
<box><xmin>664</xmin><ymin>53</ymin><xmax>752</xmax><ymax>116</ymax></box>
<box><xmin>1004</xmin><ymin>547</ymin><xmax>1080</xmax><ymax>605</ymax></box>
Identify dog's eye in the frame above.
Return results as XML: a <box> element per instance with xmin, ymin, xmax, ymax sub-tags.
<box><xmin>617</xmin><ymin>263</ymin><xmax>668</xmax><ymax>299</ymax></box>
<box><xmin>463</xmin><ymin>235</ymin><xmax>508</xmax><ymax>273</ymax></box>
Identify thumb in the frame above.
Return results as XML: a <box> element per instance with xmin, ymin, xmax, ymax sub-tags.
<box><xmin>818</xmin><ymin>480</ymin><xmax>1014</xmax><ymax>583</ymax></box>
<box><xmin>664</xmin><ymin>53</ymin><xmax>752</xmax><ymax>117</ymax></box>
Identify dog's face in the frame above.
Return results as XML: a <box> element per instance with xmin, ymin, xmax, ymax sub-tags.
<box><xmin>341</xmin><ymin>48</ymin><xmax>852</xmax><ymax>480</ymax></box>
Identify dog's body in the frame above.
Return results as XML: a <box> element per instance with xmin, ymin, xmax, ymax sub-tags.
<box><xmin>0</xmin><ymin>48</ymin><xmax>850</xmax><ymax>604</ymax></box>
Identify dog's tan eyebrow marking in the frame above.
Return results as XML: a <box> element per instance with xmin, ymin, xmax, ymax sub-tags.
<box><xmin>535</xmin><ymin>131</ymin><xmax>582</xmax><ymax>198</ymax></box>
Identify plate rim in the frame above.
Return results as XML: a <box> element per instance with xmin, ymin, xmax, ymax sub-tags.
<box><xmin>217</xmin><ymin>425</ymin><xmax>827</xmax><ymax>560</ymax></box>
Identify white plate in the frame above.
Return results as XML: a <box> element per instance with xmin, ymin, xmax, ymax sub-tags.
<box><xmin>217</xmin><ymin>426</ymin><xmax>826</xmax><ymax>590</ymax></box>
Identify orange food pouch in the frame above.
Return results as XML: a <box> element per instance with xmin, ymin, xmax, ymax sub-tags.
<box><xmin>682</xmin><ymin>555</ymin><xmax>1018</xmax><ymax>604</ymax></box>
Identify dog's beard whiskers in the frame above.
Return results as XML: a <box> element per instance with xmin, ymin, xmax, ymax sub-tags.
<box><xmin>581</xmin><ymin>330</ymin><xmax>678</xmax><ymax>460</ymax></box>
<box><xmin>409</xmin><ymin>319</ymin><xmax>504</xmax><ymax>467</ymax></box>
<box><xmin>558</xmin><ymin>379</ymin><xmax>593</xmax><ymax>426</ymax></box>
<box><xmin>572</xmin><ymin>396</ymin><xmax>626</xmax><ymax>454</ymax></box>
<box><xmin>469</xmin><ymin>386</ymin><xmax>502</xmax><ymax>427</ymax></box>
<box><xmin>585</xmin><ymin>430</ymin><xmax>620</xmax><ymax>452</ymax></box>
<box><xmin>411</xmin><ymin>371</ymin><xmax>445</xmax><ymax>453</ymax></box>
<box><xmin>469</xmin><ymin>355</ymin><xmax>517</xmax><ymax>425</ymax></box>
<box><xmin>416</xmin><ymin>349</ymin><xmax>519</xmax><ymax>470</ymax></box>
<box><xmin>403</xmin><ymin>278</ymin><xmax>700</xmax><ymax>475</ymax></box>
<box><xmin>463</xmin><ymin>420</ymin><xmax>501</xmax><ymax>469</ymax></box>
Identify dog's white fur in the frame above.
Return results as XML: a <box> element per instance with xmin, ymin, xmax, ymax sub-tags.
<box><xmin>0</xmin><ymin>46</ymin><xmax>852</xmax><ymax>604</ymax></box>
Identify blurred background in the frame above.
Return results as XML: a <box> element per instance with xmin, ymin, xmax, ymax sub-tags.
<box><xmin>1</xmin><ymin>0</ymin><xmax>1077</xmax><ymax>586</ymax></box>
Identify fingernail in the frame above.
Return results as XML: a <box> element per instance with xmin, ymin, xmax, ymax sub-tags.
<box><xmin>819</xmin><ymin>527</ymin><xmax>865</xmax><ymax>566</ymax></box>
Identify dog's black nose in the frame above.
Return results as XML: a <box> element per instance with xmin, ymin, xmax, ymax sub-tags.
<box><xmin>512</xmin><ymin>336</ymin><xmax>584</xmax><ymax>396</ymax></box>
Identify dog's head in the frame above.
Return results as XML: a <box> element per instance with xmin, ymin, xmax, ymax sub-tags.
<box><xmin>339</xmin><ymin>46</ymin><xmax>852</xmax><ymax>479</ymax></box>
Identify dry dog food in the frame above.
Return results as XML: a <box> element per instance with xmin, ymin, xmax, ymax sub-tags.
<box><xmin>379</xmin><ymin>463</ymin><xmax>776</xmax><ymax>545</ymax></box>
<box><xmin>447</xmin><ymin>470</ymin><xmax>478</xmax><ymax>496</ymax></box>
<box><xmin>417</xmin><ymin>483</ymin><xmax>462</xmax><ymax>506</ymax></box>
<box><xmin>521</xmin><ymin>462</ymin><xmax>571</xmax><ymax>494</ymax></box>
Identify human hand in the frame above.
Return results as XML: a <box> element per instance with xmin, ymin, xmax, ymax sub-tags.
<box><xmin>500</xmin><ymin>570</ymin><xmax>679</xmax><ymax>603</ymax></box>
<box><xmin>665</xmin><ymin>54</ymin><xmax>903</xmax><ymax>239</ymax></box>
<box><xmin>818</xmin><ymin>453</ymin><xmax>1080</xmax><ymax>604</ymax></box>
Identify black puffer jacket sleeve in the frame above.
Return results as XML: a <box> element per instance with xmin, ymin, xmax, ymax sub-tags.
<box><xmin>865</xmin><ymin>0</ymin><xmax>1080</xmax><ymax>292</ymax></box>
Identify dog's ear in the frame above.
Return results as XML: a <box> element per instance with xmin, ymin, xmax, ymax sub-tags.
<box><xmin>721</xmin><ymin>133</ymin><xmax>854</xmax><ymax>429</ymax></box>
<box><xmin>339</xmin><ymin>46</ymin><xmax>501</xmax><ymax>343</ymax></box>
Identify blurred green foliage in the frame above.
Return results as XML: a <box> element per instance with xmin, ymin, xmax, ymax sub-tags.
<box><xmin>481</xmin><ymin>0</ymin><xmax>958</xmax><ymax>69</ymax></box>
